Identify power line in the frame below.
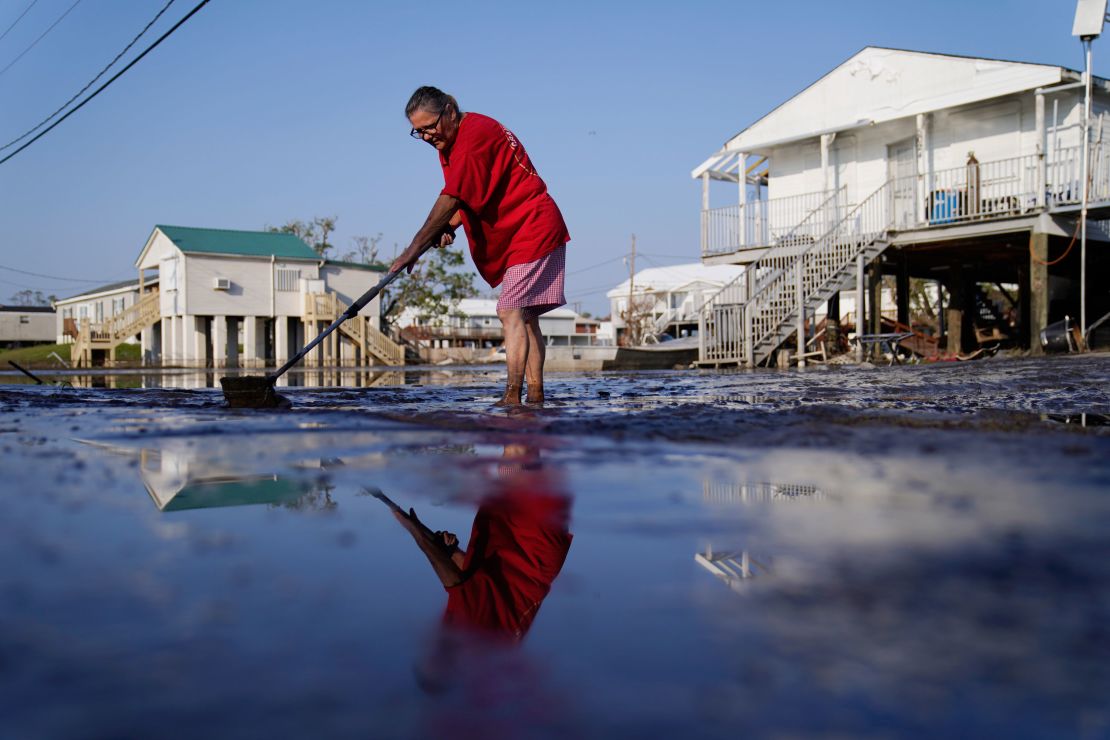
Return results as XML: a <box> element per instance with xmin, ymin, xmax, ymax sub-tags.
<box><xmin>0</xmin><ymin>0</ymin><xmax>82</xmax><ymax>79</ymax></box>
<box><xmin>0</xmin><ymin>0</ymin><xmax>212</xmax><ymax>167</ymax></box>
<box><xmin>0</xmin><ymin>262</ymin><xmax>127</xmax><ymax>282</ymax></box>
<box><xmin>0</xmin><ymin>0</ymin><xmax>39</xmax><ymax>45</ymax></box>
<box><xmin>0</xmin><ymin>0</ymin><xmax>178</xmax><ymax>154</ymax></box>
<box><xmin>567</xmin><ymin>254</ymin><xmax>625</xmax><ymax>276</ymax></box>
<box><xmin>640</xmin><ymin>252</ymin><xmax>698</xmax><ymax>261</ymax></box>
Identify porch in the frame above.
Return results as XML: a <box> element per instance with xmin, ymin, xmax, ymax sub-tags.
<box><xmin>700</xmin><ymin>145</ymin><xmax>1104</xmax><ymax>260</ymax></box>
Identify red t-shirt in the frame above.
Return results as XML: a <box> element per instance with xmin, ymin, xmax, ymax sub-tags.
<box><xmin>439</xmin><ymin>112</ymin><xmax>570</xmax><ymax>287</ymax></box>
<box><xmin>443</xmin><ymin>484</ymin><xmax>573</xmax><ymax>640</ymax></box>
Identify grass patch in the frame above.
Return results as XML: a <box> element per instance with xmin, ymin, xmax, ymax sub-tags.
<box><xmin>0</xmin><ymin>343</ymin><xmax>71</xmax><ymax>368</ymax></box>
<box><xmin>0</xmin><ymin>342</ymin><xmax>141</xmax><ymax>369</ymax></box>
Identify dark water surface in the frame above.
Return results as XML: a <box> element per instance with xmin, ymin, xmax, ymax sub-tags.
<box><xmin>2</xmin><ymin>355</ymin><xmax>1109</xmax><ymax>738</ymax></box>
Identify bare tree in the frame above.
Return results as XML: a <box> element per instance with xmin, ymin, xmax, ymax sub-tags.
<box><xmin>341</xmin><ymin>233</ymin><xmax>383</xmax><ymax>265</ymax></box>
<box><xmin>8</xmin><ymin>289</ymin><xmax>53</xmax><ymax>306</ymax></box>
<box><xmin>267</xmin><ymin>215</ymin><xmax>338</xmax><ymax>257</ymax></box>
<box><xmin>621</xmin><ymin>294</ymin><xmax>657</xmax><ymax>346</ymax></box>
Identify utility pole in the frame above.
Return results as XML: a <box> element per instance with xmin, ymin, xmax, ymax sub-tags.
<box><xmin>625</xmin><ymin>234</ymin><xmax>637</xmax><ymax>345</ymax></box>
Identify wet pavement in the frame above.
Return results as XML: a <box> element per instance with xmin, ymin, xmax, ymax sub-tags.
<box><xmin>1</xmin><ymin>354</ymin><xmax>1109</xmax><ymax>738</ymax></box>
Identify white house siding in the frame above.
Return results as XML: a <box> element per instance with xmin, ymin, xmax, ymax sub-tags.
<box><xmin>761</xmin><ymin>89</ymin><xmax>1090</xmax><ymax>236</ymax></box>
<box><xmin>183</xmin><ymin>254</ymin><xmax>319</xmax><ymax>318</ymax></box>
<box><xmin>1</xmin><ymin>309</ymin><xmax>55</xmax><ymax>344</ymax></box>
<box><xmin>320</xmin><ymin>265</ymin><xmax>382</xmax><ymax>319</ymax></box>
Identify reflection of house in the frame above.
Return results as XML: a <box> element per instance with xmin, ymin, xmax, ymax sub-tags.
<box><xmin>0</xmin><ymin>305</ymin><xmax>55</xmax><ymax>347</ymax></box>
<box><xmin>137</xmin><ymin>446</ymin><xmax>314</xmax><ymax>511</ymax></box>
<box><xmin>696</xmin><ymin>479</ymin><xmax>825</xmax><ymax>592</ymax></box>
<box><xmin>71</xmin><ymin>225</ymin><xmax>403</xmax><ymax>368</ymax></box>
<box><xmin>695</xmin><ymin>547</ymin><xmax>771</xmax><ymax>592</ymax></box>
<box><xmin>694</xmin><ymin>47</ymin><xmax>1110</xmax><ymax>366</ymax></box>
<box><xmin>606</xmin><ymin>263</ymin><xmax>744</xmax><ymax>343</ymax></box>
<box><xmin>55</xmin><ymin>279</ymin><xmax>156</xmax><ymax>346</ymax></box>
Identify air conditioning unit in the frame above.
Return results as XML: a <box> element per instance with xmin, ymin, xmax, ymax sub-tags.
<box><xmin>213</xmin><ymin>277</ymin><xmax>231</xmax><ymax>291</ymax></box>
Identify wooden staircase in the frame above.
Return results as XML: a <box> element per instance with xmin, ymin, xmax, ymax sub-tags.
<box><xmin>72</xmin><ymin>290</ymin><xmax>161</xmax><ymax>367</ymax></box>
<box><xmin>303</xmin><ymin>292</ymin><xmax>405</xmax><ymax>366</ymax></box>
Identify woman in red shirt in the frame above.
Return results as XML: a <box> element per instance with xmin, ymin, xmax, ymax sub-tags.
<box><xmin>391</xmin><ymin>86</ymin><xmax>570</xmax><ymax>406</ymax></box>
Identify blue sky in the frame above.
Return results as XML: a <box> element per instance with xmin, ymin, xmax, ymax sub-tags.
<box><xmin>0</xmin><ymin>0</ymin><xmax>1100</xmax><ymax>315</ymax></box>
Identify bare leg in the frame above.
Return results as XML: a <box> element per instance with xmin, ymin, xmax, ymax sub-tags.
<box><xmin>524</xmin><ymin>314</ymin><xmax>546</xmax><ymax>404</ymax></box>
<box><xmin>496</xmin><ymin>308</ymin><xmax>526</xmax><ymax>406</ymax></box>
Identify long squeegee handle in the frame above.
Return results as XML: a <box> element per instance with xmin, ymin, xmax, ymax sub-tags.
<box><xmin>267</xmin><ymin>242</ymin><xmax>436</xmax><ymax>382</ymax></box>
<box><xmin>9</xmin><ymin>360</ymin><xmax>44</xmax><ymax>384</ymax></box>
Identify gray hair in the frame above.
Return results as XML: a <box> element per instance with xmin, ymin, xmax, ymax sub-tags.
<box><xmin>405</xmin><ymin>86</ymin><xmax>460</xmax><ymax>119</ymax></box>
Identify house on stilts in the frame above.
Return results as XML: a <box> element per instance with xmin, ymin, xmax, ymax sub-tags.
<box><xmin>693</xmin><ymin>47</ymin><xmax>1110</xmax><ymax>366</ymax></box>
<box><xmin>68</xmin><ymin>225</ymin><xmax>404</xmax><ymax>369</ymax></box>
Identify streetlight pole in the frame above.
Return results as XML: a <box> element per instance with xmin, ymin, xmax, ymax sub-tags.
<box><xmin>1081</xmin><ymin>37</ymin><xmax>1092</xmax><ymax>341</ymax></box>
<box><xmin>1072</xmin><ymin>0</ymin><xmax>1107</xmax><ymax>344</ymax></box>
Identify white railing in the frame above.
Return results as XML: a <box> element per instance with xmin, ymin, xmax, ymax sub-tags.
<box><xmin>921</xmin><ymin>153</ymin><xmax>1040</xmax><ymax>226</ymax></box>
<box><xmin>701</xmin><ymin>178</ymin><xmax>897</xmax><ymax>365</ymax></box>
<box><xmin>700</xmin><ymin>186</ymin><xmax>847</xmax><ymax>312</ymax></box>
<box><xmin>750</xmin><ymin>180</ymin><xmax>894</xmax><ymax>357</ymax></box>
<box><xmin>699</xmin><ymin>144</ymin><xmax>1110</xmax><ymax>256</ymax></box>
<box><xmin>701</xmin><ymin>187</ymin><xmax>847</xmax><ymax>256</ymax></box>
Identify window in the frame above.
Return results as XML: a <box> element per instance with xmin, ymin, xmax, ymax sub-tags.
<box><xmin>275</xmin><ymin>267</ymin><xmax>301</xmax><ymax>292</ymax></box>
<box><xmin>19</xmin><ymin>316</ymin><xmax>28</xmax><ymax>324</ymax></box>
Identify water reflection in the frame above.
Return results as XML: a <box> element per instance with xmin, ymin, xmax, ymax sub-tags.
<box><xmin>697</xmin><ymin>478</ymin><xmax>826</xmax><ymax>593</ymax></box>
<box><xmin>702</xmin><ymin>480</ymin><xmax>828</xmax><ymax>504</ymax></box>
<box><xmin>386</xmin><ymin>443</ymin><xmax>573</xmax><ymax>646</ymax></box>
<box><xmin>695</xmin><ymin>547</ymin><xmax>772</xmax><ymax>592</ymax></box>
<box><xmin>137</xmin><ymin>447</ymin><xmax>325</xmax><ymax>511</ymax></box>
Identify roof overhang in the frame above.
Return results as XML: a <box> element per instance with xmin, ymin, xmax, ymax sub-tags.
<box><xmin>692</xmin><ymin>47</ymin><xmax>1109</xmax><ymax>181</ymax></box>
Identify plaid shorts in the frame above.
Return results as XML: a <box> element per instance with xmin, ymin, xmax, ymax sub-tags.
<box><xmin>496</xmin><ymin>244</ymin><xmax>566</xmax><ymax>319</ymax></box>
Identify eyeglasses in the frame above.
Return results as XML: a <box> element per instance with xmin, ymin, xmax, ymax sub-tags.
<box><xmin>409</xmin><ymin>108</ymin><xmax>446</xmax><ymax>140</ymax></box>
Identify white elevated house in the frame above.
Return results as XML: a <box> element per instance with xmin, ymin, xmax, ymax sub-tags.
<box><xmin>70</xmin><ymin>225</ymin><xmax>403</xmax><ymax>368</ymax></box>
<box><xmin>0</xmin><ymin>305</ymin><xmax>55</xmax><ymax>347</ymax></box>
<box><xmin>693</xmin><ymin>47</ymin><xmax>1110</xmax><ymax>366</ymax></box>
<box><xmin>606</xmin><ymin>263</ymin><xmax>745</xmax><ymax>343</ymax></box>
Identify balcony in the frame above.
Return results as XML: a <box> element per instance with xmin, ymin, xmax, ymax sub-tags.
<box><xmin>700</xmin><ymin>145</ymin><xmax>1099</xmax><ymax>258</ymax></box>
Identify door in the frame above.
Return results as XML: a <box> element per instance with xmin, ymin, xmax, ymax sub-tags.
<box><xmin>887</xmin><ymin>138</ymin><xmax>917</xmax><ymax>229</ymax></box>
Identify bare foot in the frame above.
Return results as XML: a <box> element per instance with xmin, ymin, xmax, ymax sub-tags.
<box><xmin>493</xmin><ymin>382</ymin><xmax>523</xmax><ymax>407</ymax></box>
<box><xmin>525</xmin><ymin>388</ymin><xmax>544</xmax><ymax>406</ymax></box>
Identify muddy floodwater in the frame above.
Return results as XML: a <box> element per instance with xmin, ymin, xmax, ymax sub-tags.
<box><xmin>2</xmin><ymin>355</ymin><xmax>1109</xmax><ymax>738</ymax></box>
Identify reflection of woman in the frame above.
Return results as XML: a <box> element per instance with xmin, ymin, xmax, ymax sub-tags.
<box><xmin>391</xmin><ymin>445</ymin><xmax>572</xmax><ymax>642</ymax></box>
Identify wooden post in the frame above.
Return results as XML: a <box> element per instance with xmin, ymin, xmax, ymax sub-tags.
<box><xmin>1029</xmin><ymin>230</ymin><xmax>1049</xmax><ymax>354</ymax></box>
<box><xmin>896</xmin><ymin>256</ymin><xmax>910</xmax><ymax>328</ymax></box>
<box><xmin>701</xmin><ymin>173</ymin><xmax>710</xmax><ymax>255</ymax></box>
<box><xmin>737</xmin><ymin>152</ymin><xmax>748</xmax><ymax>247</ymax></box>
<box><xmin>796</xmin><ymin>260</ymin><xmax>806</xmax><ymax>367</ymax></box>
<box><xmin>855</xmin><ymin>254</ymin><xmax>865</xmax><ymax>362</ymax></box>
<box><xmin>826</xmin><ymin>293</ymin><xmax>840</xmax><ymax>356</ymax></box>
<box><xmin>868</xmin><ymin>262</ymin><xmax>883</xmax><ymax>337</ymax></box>
<box><xmin>946</xmin><ymin>264</ymin><xmax>965</xmax><ymax>355</ymax></box>
<box><xmin>916</xmin><ymin>113</ymin><xmax>930</xmax><ymax>225</ymax></box>
<box><xmin>1036</xmin><ymin>93</ymin><xmax>1046</xmax><ymax>209</ymax></box>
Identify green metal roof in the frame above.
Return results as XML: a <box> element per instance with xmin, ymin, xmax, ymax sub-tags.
<box><xmin>156</xmin><ymin>225</ymin><xmax>319</xmax><ymax>260</ymax></box>
<box><xmin>323</xmin><ymin>259</ymin><xmax>388</xmax><ymax>272</ymax></box>
<box><xmin>162</xmin><ymin>476</ymin><xmax>314</xmax><ymax>512</ymax></box>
